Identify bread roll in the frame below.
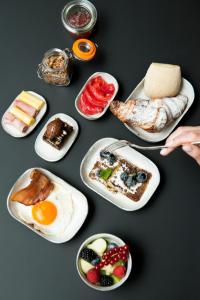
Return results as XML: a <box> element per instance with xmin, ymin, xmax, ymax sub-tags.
<box><xmin>144</xmin><ymin>63</ymin><xmax>181</xmax><ymax>99</ymax></box>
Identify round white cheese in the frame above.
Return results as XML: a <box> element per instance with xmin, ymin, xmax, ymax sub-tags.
<box><xmin>144</xmin><ymin>63</ymin><xmax>181</xmax><ymax>99</ymax></box>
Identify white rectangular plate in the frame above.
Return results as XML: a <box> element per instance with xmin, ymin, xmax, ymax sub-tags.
<box><xmin>80</xmin><ymin>137</ymin><xmax>160</xmax><ymax>211</ymax></box>
<box><xmin>75</xmin><ymin>72</ymin><xmax>119</xmax><ymax>120</ymax></box>
<box><xmin>35</xmin><ymin>113</ymin><xmax>79</xmax><ymax>162</ymax></box>
<box><xmin>1</xmin><ymin>91</ymin><xmax>47</xmax><ymax>138</ymax></box>
<box><xmin>124</xmin><ymin>78</ymin><xmax>195</xmax><ymax>142</ymax></box>
<box><xmin>7</xmin><ymin>168</ymin><xmax>88</xmax><ymax>243</ymax></box>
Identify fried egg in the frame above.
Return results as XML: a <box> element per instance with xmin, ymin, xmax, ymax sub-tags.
<box><xmin>13</xmin><ymin>182</ymin><xmax>74</xmax><ymax>235</ymax></box>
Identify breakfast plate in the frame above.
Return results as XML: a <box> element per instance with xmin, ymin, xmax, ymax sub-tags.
<box><xmin>7</xmin><ymin>168</ymin><xmax>88</xmax><ymax>243</ymax></box>
<box><xmin>34</xmin><ymin>113</ymin><xmax>79</xmax><ymax>162</ymax></box>
<box><xmin>75</xmin><ymin>72</ymin><xmax>119</xmax><ymax>120</ymax></box>
<box><xmin>80</xmin><ymin>137</ymin><xmax>160</xmax><ymax>211</ymax></box>
<box><xmin>1</xmin><ymin>91</ymin><xmax>47</xmax><ymax>138</ymax></box>
<box><xmin>124</xmin><ymin>78</ymin><xmax>195</xmax><ymax>142</ymax></box>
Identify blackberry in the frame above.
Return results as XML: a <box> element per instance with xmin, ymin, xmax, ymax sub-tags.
<box><xmin>100</xmin><ymin>275</ymin><xmax>114</xmax><ymax>287</ymax></box>
<box><xmin>80</xmin><ymin>248</ymin><xmax>98</xmax><ymax>263</ymax></box>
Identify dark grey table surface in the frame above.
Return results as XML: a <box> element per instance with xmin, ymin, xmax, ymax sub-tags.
<box><xmin>0</xmin><ymin>0</ymin><xmax>200</xmax><ymax>299</ymax></box>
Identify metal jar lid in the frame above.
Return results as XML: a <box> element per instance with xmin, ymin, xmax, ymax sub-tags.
<box><xmin>61</xmin><ymin>0</ymin><xmax>97</xmax><ymax>35</ymax></box>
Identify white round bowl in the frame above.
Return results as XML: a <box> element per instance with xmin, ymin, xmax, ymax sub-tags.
<box><xmin>76</xmin><ymin>233</ymin><xmax>132</xmax><ymax>291</ymax></box>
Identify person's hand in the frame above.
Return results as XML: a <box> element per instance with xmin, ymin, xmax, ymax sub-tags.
<box><xmin>160</xmin><ymin>126</ymin><xmax>200</xmax><ymax>165</ymax></box>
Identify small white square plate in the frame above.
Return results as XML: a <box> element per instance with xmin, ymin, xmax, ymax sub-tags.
<box><xmin>7</xmin><ymin>168</ymin><xmax>88</xmax><ymax>243</ymax></box>
<box><xmin>124</xmin><ymin>78</ymin><xmax>195</xmax><ymax>142</ymax></box>
<box><xmin>80</xmin><ymin>137</ymin><xmax>160</xmax><ymax>211</ymax></box>
<box><xmin>75</xmin><ymin>72</ymin><xmax>119</xmax><ymax>120</ymax></box>
<box><xmin>34</xmin><ymin>113</ymin><xmax>79</xmax><ymax>162</ymax></box>
<box><xmin>1</xmin><ymin>91</ymin><xmax>47</xmax><ymax>138</ymax></box>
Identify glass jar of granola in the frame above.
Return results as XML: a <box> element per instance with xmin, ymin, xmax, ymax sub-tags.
<box><xmin>37</xmin><ymin>39</ymin><xmax>96</xmax><ymax>86</ymax></box>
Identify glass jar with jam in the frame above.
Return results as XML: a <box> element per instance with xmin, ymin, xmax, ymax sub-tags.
<box><xmin>37</xmin><ymin>39</ymin><xmax>96</xmax><ymax>86</ymax></box>
<box><xmin>61</xmin><ymin>0</ymin><xmax>97</xmax><ymax>39</ymax></box>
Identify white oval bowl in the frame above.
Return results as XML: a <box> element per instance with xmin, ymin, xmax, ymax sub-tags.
<box><xmin>76</xmin><ymin>233</ymin><xmax>132</xmax><ymax>291</ymax></box>
<box><xmin>1</xmin><ymin>91</ymin><xmax>47</xmax><ymax>138</ymax></box>
<box><xmin>7</xmin><ymin>168</ymin><xmax>88</xmax><ymax>243</ymax></box>
<box><xmin>35</xmin><ymin>113</ymin><xmax>79</xmax><ymax>162</ymax></box>
<box><xmin>75</xmin><ymin>72</ymin><xmax>119</xmax><ymax>120</ymax></box>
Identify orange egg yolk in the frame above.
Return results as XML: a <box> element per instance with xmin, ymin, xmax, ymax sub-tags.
<box><xmin>32</xmin><ymin>201</ymin><xmax>57</xmax><ymax>225</ymax></box>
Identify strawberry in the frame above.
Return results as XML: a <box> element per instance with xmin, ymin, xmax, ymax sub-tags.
<box><xmin>87</xmin><ymin>268</ymin><xmax>100</xmax><ymax>284</ymax></box>
<box><xmin>113</xmin><ymin>265</ymin><xmax>126</xmax><ymax>279</ymax></box>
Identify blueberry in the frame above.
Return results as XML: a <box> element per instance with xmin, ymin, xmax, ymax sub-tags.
<box><xmin>91</xmin><ymin>257</ymin><xmax>101</xmax><ymax>266</ymax></box>
<box><xmin>120</xmin><ymin>172</ymin><xmax>128</xmax><ymax>182</ymax></box>
<box><xmin>100</xmin><ymin>151</ymin><xmax>111</xmax><ymax>159</ymax></box>
<box><xmin>96</xmin><ymin>169</ymin><xmax>101</xmax><ymax>177</ymax></box>
<box><xmin>136</xmin><ymin>172</ymin><xmax>147</xmax><ymax>183</ymax></box>
<box><xmin>108</xmin><ymin>153</ymin><xmax>117</xmax><ymax>165</ymax></box>
<box><xmin>107</xmin><ymin>242</ymin><xmax>118</xmax><ymax>250</ymax></box>
<box><xmin>125</xmin><ymin>175</ymin><xmax>137</xmax><ymax>188</ymax></box>
<box><xmin>100</xmin><ymin>151</ymin><xmax>116</xmax><ymax>165</ymax></box>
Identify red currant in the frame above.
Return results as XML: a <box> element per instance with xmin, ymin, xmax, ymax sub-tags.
<box><xmin>103</xmin><ymin>255</ymin><xmax>108</xmax><ymax>261</ymax></box>
<box><xmin>123</xmin><ymin>244</ymin><xmax>129</xmax><ymax>251</ymax></box>
<box><xmin>122</xmin><ymin>256</ymin><xmax>127</xmax><ymax>261</ymax></box>
<box><xmin>99</xmin><ymin>262</ymin><xmax>104</xmax><ymax>268</ymax></box>
<box><xmin>114</xmin><ymin>256</ymin><xmax>118</xmax><ymax>262</ymax></box>
<box><xmin>112</xmin><ymin>247</ymin><xmax>118</xmax><ymax>253</ymax></box>
<box><xmin>117</xmin><ymin>254</ymin><xmax>122</xmax><ymax>259</ymax></box>
<box><xmin>104</xmin><ymin>260</ymin><xmax>110</xmax><ymax>266</ymax></box>
<box><xmin>110</xmin><ymin>260</ymin><xmax>114</xmax><ymax>265</ymax></box>
<box><xmin>95</xmin><ymin>265</ymin><xmax>100</xmax><ymax>270</ymax></box>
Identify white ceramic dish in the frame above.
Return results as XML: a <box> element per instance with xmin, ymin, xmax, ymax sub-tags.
<box><xmin>80</xmin><ymin>137</ymin><xmax>160</xmax><ymax>211</ymax></box>
<box><xmin>76</xmin><ymin>233</ymin><xmax>132</xmax><ymax>291</ymax></box>
<box><xmin>75</xmin><ymin>72</ymin><xmax>119</xmax><ymax>120</ymax></box>
<box><xmin>124</xmin><ymin>78</ymin><xmax>195</xmax><ymax>142</ymax></box>
<box><xmin>35</xmin><ymin>113</ymin><xmax>79</xmax><ymax>162</ymax></box>
<box><xmin>1</xmin><ymin>91</ymin><xmax>47</xmax><ymax>138</ymax></box>
<box><xmin>7</xmin><ymin>168</ymin><xmax>88</xmax><ymax>243</ymax></box>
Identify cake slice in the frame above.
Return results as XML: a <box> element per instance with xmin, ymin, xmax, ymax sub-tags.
<box><xmin>43</xmin><ymin>118</ymin><xmax>73</xmax><ymax>150</ymax></box>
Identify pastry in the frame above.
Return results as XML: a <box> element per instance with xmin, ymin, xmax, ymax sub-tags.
<box><xmin>11</xmin><ymin>169</ymin><xmax>54</xmax><ymax>206</ymax></box>
<box><xmin>144</xmin><ymin>63</ymin><xmax>181</xmax><ymax>98</ymax></box>
<box><xmin>43</xmin><ymin>118</ymin><xmax>73</xmax><ymax>150</ymax></box>
<box><xmin>89</xmin><ymin>151</ymin><xmax>151</xmax><ymax>201</ymax></box>
<box><xmin>110</xmin><ymin>95</ymin><xmax>188</xmax><ymax>132</ymax></box>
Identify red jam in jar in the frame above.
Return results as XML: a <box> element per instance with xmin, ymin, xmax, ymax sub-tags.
<box><xmin>67</xmin><ymin>6</ymin><xmax>92</xmax><ymax>29</ymax></box>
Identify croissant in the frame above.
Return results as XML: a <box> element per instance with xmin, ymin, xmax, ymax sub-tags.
<box><xmin>110</xmin><ymin>95</ymin><xmax>188</xmax><ymax>132</ymax></box>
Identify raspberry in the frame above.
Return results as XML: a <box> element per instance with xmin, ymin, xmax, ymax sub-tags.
<box><xmin>87</xmin><ymin>268</ymin><xmax>100</xmax><ymax>284</ymax></box>
<box><xmin>113</xmin><ymin>265</ymin><xmax>126</xmax><ymax>278</ymax></box>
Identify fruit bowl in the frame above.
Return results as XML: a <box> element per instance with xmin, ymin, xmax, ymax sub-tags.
<box><xmin>76</xmin><ymin>233</ymin><xmax>132</xmax><ymax>291</ymax></box>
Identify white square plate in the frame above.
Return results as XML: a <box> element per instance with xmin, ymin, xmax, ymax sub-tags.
<box><xmin>80</xmin><ymin>137</ymin><xmax>160</xmax><ymax>211</ymax></box>
<box><xmin>124</xmin><ymin>78</ymin><xmax>195</xmax><ymax>142</ymax></box>
<box><xmin>75</xmin><ymin>72</ymin><xmax>119</xmax><ymax>120</ymax></box>
<box><xmin>1</xmin><ymin>91</ymin><xmax>47</xmax><ymax>138</ymax></box>
<box><xmin>7</xmin><ymin>168</ymin><xmax>88</xmax><ymax>243</ymax></box>
<box><xmin>34</xmin><ymin>113</ymin><xmax>79</xmax><ymax>162</ymax></box>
